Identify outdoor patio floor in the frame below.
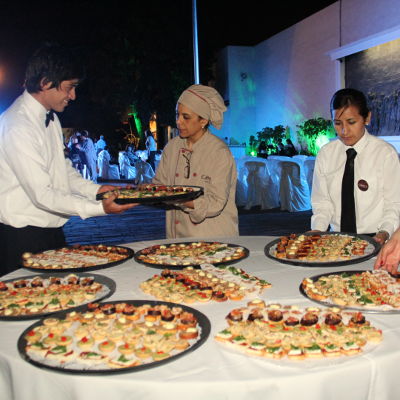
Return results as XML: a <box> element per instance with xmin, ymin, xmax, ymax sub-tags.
<box><xmin>63</xmin><ymin>205</ymin><xmax>313</xmax><ymax>245</ymax></box>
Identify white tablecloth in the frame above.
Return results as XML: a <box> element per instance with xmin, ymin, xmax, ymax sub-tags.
<box><xmin>1</xmin><ymin>236</ymin><xmax>399</xmax><ymax>400</ymax></box>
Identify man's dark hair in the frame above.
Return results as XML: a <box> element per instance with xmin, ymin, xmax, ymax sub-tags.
<box><xmin>25</xmin><ymin>42</ymin><xmax>85</xmax><ymax>93</ymax></box>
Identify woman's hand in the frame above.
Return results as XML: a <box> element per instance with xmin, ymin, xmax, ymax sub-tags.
<box><xmin>374</xmin><ymin>230</ymin><xmax>400</xmax><ymax>274</ymax></box>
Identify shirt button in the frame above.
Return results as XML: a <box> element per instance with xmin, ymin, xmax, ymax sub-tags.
<box><xmin>193</xmin><ymin>172</ymin><xmax>197</xmax><ymax>177</ymax></box>
<box><xmin>175</xmin><ymin>173</ymin><xmax>179</xmax><ymax>177</ymax></box>
<box><xmin>175</xmin><ymin>220</ymin><xmax>180</xmax><ymax>224</ymax></box>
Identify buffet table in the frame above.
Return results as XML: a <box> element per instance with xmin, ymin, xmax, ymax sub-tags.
<box><xmin>1</xmin><ymin>236</ymin><xmax>399</xmax><ymax>400</ymax></box>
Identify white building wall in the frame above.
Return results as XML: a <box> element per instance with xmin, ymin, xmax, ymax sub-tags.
<box><xmin>215</xmin><ymin>46</ymin><xmax>256</xmax><ymax>145</ymax></box>
<box><xmin>341</xmin><ymin>0</ymin><xmax>400</xmax><ymax>44</ymax></box>
<box><xmin>219</xmin><ymin>0</ymin><xmax>400</xmax><ymax>147</ymax></box>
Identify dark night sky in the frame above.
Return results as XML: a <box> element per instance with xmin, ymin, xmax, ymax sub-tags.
<box><xmin>0</xmin><ymin>0</ymin><xmax>337</xmax><ymax>113</ymax></box>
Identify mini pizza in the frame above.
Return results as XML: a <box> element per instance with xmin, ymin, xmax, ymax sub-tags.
<box><xmin>140</xmin><ymin>265</ymin><xmax>271</xmax><ymax>304</ymax></box>
<box><xmin>21</xmin><ymin>244</ymin><xmax>133</xmax><ymax>271</ymax></box>
<box><xmin>99</xmin><ymin>184</ymin><xmax>201</xmax><ymax>202</ymax></box>
<box><xmin>302</xmin><ymin>269</ymin><xmax>400</xmax><ymax>310</ymax></box>
<box><xmin>270</xmin><ymin>233</ymin><xmax>374</xmax><ymax>263</ymax></box>
<box><xmin>215</xmin><ymin>303</ymin><xmax>382</xmax><ymax>361</ymax></box>
<box><xmin>0</xmin><ymin>274</ymin><xmax>112</xmax><ymax>318</ymax></box>
<box><xmin>22</xmin><ymin>301</ymin><xmax>207</xmax><ymax>372</ymax></box>
<box><xmin>135</xmin><ymin>242</ymin><xmax>248</xmax><ymax>267</ymax></box>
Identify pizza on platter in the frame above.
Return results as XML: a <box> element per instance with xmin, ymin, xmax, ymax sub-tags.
<box><xmin>140</xmin><ymin>264</ymin><xmax>271</xmax><ymax>304</ymax></box>
<box><xmin>135</xmin><ymin>241</ymin><xmax>248</xmax><ymax>267</ymax></box>
<box><xmin>215</xmin><ymin>302</ymin><xmax>382</xmax><ymax>360</ymax></box>
<box><xmin>21</xmin><ymin>244</ymin><xmax>133</xmax><ymax>271</ymax></box>
<box><xmin>21</xmin><ymin>301</ymin><xmax>208</xmax><ymax>371</ymax></box>
<box><xmin>301</xmin><ymin>269</ymin><xmax>400</xmax><ymax>310</ymax></box>
<box><xmin>97</xmin><ymin>184</ymin><xmax>203</xmax><ymax>204</ymax></box>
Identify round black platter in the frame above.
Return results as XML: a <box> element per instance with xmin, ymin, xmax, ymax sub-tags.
<box><xmin>18</xmin><ymin>299</ymin><xmax>211</xmax><ymax>375</ymax></box>
<box><xmin>134</xmin><ymin>241</ymin><xmax>250</xmax><ymax>270</ymax></box>
<box><xmin>265</xmin><ymin>232</ymin><xmax>380</xmax><ymax>267</ymax></box>
<box><xmin>96</xmin><ymin>185</ymin><xmax>204</xmax><ymax>205</ymax></box>
<box><xmin>21</xmin><ymin>245</ymin><xmax>134</xmax><ymax>273</ymax></box>
<box><xmin>0</xmin><ymin>272</ymin><xmax>116</xmax><ymax>320</ymax></box>
<box><xmin>299</xmin><ymin>269</ymin><xmax>400</xmax><ymax>314</ymax></box>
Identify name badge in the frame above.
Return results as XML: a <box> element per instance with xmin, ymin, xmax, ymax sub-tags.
<box><xmin>358</xmin><ymin>179</ymin><xmax>369</xmax><ymax>191</ymax></box>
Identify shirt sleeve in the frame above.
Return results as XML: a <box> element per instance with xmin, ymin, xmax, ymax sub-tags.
<box><xmin>65</xmin><ymin>158</ymin><xmax>100</xmax><ymax>200</ymax></box>
<box><xmin>378</xmin><ymin>150</ymin><xmax>400</xmax><ymax>235</ymax></box>
<box><xmin>186</xmin><ymin>147</ymin><xmax>234</xmax><ymax>224</ymax></box>
<box><xmin>4</xmin><ymin>125</ymin><xmax>105</xmax><ymax>220</ymax></box>
<box><xmin>310</xmin><ymin>150</ymin><xmax>334</xmax><ymax>231</ymax></box>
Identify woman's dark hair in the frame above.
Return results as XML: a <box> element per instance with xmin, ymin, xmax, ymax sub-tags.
<box><xmin>25</xmin><ymin>42</ymin><xmax>85</xmax><ymax>93</ymax></box>
<box><xmin>330</xmin><ymin>88</ymin><xmax>370</xmax><ymax>119</ymax></box>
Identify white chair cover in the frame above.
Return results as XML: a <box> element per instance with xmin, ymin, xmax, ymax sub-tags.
<box><xmin>108</xmin><ymin>164</ymin><xmax>121</xmax><ymax>180</ymax></box>
<box><xmin>244</xmin><ymin>160</ymin><xmax>280</xmax><ymax>210</ymax></box>
<box><xmin>97</xmin><ymin>150</ymin><xmax>110</xmax><ymax>179</ymax></box>
<box><xmin>119</xmin><ymin>152</ymin><xmax>137</xmax><ymax>180</ymax></box>
<box><xmin>235</xmin><ymin>156</ymin><xmax>256</xmax><ymax>207</ymax></box>
<box><xmin>135</xmin><ymin>160</ymin><xmax>155</xmax><ymax>184</ymax></box>
<box><xmin>98</xmin><ymin>150</ymin><xmax>120</xmax><ymax>180</ymax></box>
<box><xmin>292</xmin><ymin>155</ymin><xmax>308</xmax><ymax>162</ymax></box>
<box><xmin>136</xmin><ymin>150</ymin><xmax>148</xmax><ymax>161</ymax></box>
<box><xmin>304</xmin><ymin>157</ymin><xmax>316</xmax><ymax>193</ymax></box>
<box><xmin>279</xmin><ymin>160</ymin><xmax>311</xmax><ymax>212</ymax></box>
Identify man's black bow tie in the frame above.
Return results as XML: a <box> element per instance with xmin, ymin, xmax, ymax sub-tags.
<box><xmin>45</xmin><ymin>110</ymin><xmax>54</xmax><ymax>127</ymax></box>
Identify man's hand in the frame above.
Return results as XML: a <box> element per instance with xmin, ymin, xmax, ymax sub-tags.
<box><xmin>97</xmin><ymin>185</ymin><xmax>137</xmax><ymax>214</ymax></box>
<box><xmin>374</xmin><ymin>230</ymin><xmax>400</xmax><ymax>275</ymax></box>
<box><xmin>372</xmin><ymin>231</ymin><xmax>389</xmax><ymax>246</ymax></box>
<box><xmin>97</xmin><ymin>185</ymin><xmax>123</xmax><ymax>194</ymax></box>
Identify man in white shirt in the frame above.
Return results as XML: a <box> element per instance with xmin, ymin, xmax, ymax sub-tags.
<box><xmin>95</xmin><ymin>135</ymin><xmax>106</xmax><ymax>155</ymax></box>
<box><xmin>0</xmin><ymin>43</ymin><xmax>135</xmax><ymax>275</ymax></box>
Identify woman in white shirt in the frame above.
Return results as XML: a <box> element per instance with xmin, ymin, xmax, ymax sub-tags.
<box><xmin>311</xmin><ymin>88</ymin><xmax>400</xmax><ymax>245</ymax></box>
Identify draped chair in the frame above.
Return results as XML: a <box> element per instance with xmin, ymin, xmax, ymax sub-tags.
<box><xmin>135</xmin><ymin>159</ymin><xmax>155</xmax><ymax>184</ymax></box>
<box><xmin>279</xmin><ymin>160</ymin><xmax>311</xmax><ymax>212</ymax></box>
<box><xmin>98</xmin><ymin>150</ymin><xmax>120</xmax><ymax>180</ymax></box>
<box><xmin>118</xmin><ymin>151</ymin><xmax>137</xmax><ymax>180</ymax></box>
<box><xmin>242</xmin><ymin>159</ymin><xmax>280</xmax><ymax>210</ymax></box>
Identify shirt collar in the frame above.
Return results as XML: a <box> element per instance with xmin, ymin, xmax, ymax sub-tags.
<box><xmin>22</xmin><ymin>90</ymin><xmax>49</xmax><ymax>126</ymax></box>
<box><xmin>184</xmin><ymin>130</ymin><xmax>209</xmax><ymax>150</ymax></box>
<box><xmin>341</xmin><ymin>128</ymin><xmax>370</xmax><ymax>153</ymax></box>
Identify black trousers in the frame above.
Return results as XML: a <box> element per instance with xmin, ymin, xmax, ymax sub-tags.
<box><xmin>0</xmin><ymin>223</ymin><xmax>66</xmax><ymax>276</ymax></box>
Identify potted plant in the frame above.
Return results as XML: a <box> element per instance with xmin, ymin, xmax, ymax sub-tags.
<box><xmin>296</xmin><ymin>117</ymin><xmax>335</xmax><ymax>156</ymax></box>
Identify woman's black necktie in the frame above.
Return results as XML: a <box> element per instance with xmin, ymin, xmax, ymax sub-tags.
<box><xmin>341</xmin><ymin>148</ymin><xmax>357</xmax><ymax>233</ymax></box>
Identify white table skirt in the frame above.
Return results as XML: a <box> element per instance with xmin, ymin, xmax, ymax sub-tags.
<box><xmin>1</xmin><ymin>236</ymin><xmax>399</xmax><ymax>400</ymax></box>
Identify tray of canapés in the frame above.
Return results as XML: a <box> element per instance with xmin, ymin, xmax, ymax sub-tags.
<box><xmin>0</xmin><ymin>273</ymin><xmax>116</xmax><ymax>320</ymax></box>
<box><xmin>301</xmin><ymin>269</ymin><xmax>400</xmax><ymax>313</ymax></box>
<box><xmin>21</xmin><ymin>244</ymin><xmax>134</xmax><ymax>273</ymax></box>
<box><xmin>96</xmin><ymin>184</ymin><xmax>204</xmax><ymax>204</ymax></box>
<box><xmin>140</xmin><ymin>264</ymin><xmax>271</xmax><ymax>304</ymax></box>
<box><xmin>135</xmin><ymin>241</ymin><xmax>249</xmax><ymax>269</ymax></box>
<box><xmin>215</xmin><ymin>300</ymin><xmax>382</xmax><ymax>361</ymax></box>
<box><xmin>265</xmin><ymin>232</ymin><xmax>380</xmax><ymax>267</ymax></box>
<box><xmin>19</xmin><ymin>300</ymin><xmax>211</xmax><ymax>374</ymax></box>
